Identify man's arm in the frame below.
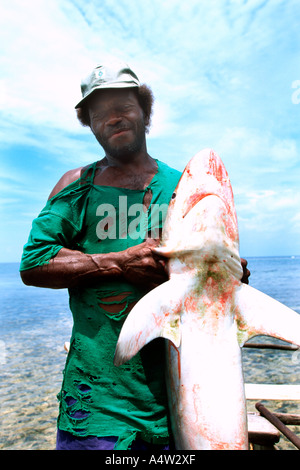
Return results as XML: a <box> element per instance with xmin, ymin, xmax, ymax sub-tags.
<box><xmin>21</xmin><ymin>247</ymin><xmax>250</xmax><ymax>289</ymax></box>
<box><xmin>20</xmin><ymin>239</ymin><xmax>168</xmax><ymax>290</ymax></box>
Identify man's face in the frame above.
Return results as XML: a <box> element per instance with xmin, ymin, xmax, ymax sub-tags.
<box><xmin>88</xmin><ymin>88</ymin><xmax>148</xmax><ymax>161</ymax></box>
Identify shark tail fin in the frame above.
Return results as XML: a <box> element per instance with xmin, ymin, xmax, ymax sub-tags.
<box><xmin>114</xmin><ymin>277</ymin><xmax>186</xmax><ymax>366</ymax></box>
<box><xmin>234</xmin><ymin>283</ymin><xmax>300</xmax><ymax>347</ymax></box>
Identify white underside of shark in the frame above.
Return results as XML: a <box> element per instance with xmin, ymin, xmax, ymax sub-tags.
<box><xmin>114</xmin><ymin>149</ymin><xmax>300</xmax><ymax>450</ymax></box>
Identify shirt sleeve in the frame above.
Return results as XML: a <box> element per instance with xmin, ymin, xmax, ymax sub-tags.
<box><xmin>19</xmin><ymin>181</ymin><xmax>90</xmax><ymax>271</ymax></box>
<box><xmin>19</xmin><ymin>209</ymin><xmax>81</xmax><ymax>271</ymax></box>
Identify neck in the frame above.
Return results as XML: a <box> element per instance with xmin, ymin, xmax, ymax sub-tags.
<box><xmin>104</xmin><ymin>145</ymin><xmax>153</xmax><ymax>170</ymax></box>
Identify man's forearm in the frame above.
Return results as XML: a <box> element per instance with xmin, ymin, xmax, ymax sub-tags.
<box><xmin>20</xmin><ymin>248</ymin><xmax>123</xmax><ymax>289</ymax></box>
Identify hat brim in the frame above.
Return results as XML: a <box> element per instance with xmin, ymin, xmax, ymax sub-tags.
<box><xmin>75</xmin><ymin>83</ymin><xmax>140</xmax><ymax>109</ymax></box>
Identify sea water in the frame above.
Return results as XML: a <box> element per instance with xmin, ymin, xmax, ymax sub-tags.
<box><xmin>0</xmin><ymin>258</ymin><xmax>300</xmax><ymax>450</ymax></box>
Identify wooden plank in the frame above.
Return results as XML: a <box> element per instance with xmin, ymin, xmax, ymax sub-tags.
<box><xmin>247</xmin><ymin>413</ymin><xmax>280</xmax><ymax>444</ymax></box>
<box><xmin>272</xmin><ymin>412</ymin><xmax>300</xmax><ymax>425</ymax></box>
<box><xmin>245</xmin><ymin>383</ymin><xmax>300</xmax><ymax>401</ymax></box>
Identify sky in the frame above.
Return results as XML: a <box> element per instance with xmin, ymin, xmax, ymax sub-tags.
<box><xmin>1</xmin><ymin>0</ymin><xmax>300</xmax><ymax>262</ymax></box>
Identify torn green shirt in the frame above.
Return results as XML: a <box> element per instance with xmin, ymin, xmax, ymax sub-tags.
<box><xmin>20</xmin><ymin>159</ymin><xmax>181</xmax><ymax>449</ymax></box>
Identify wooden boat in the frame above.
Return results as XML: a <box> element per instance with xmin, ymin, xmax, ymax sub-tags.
<box><xmin>244</xmin><ymin>341</ymin><xmax>300</xmax><ymax>450</ymax></box>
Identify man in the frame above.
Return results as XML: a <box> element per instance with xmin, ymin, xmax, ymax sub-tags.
<box><xmin>20</xmin><ymin>60</ymin><xmax>250</xmax><ymax>450</ymax></box>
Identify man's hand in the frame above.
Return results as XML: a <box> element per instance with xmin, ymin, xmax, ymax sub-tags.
<box><xmin>121</xmin><ymin>238</ymin><xmax>168</xmax><ymax>289</ymax></box>
<box><xmin>241</xmin><ymin>258</ymin><xmax>250</xmax><ymax>284</ymax></box>
<box><xmin>121</xmin><ymin>244</ymin><xmax>251</xmax><ymax>289</ymax></box>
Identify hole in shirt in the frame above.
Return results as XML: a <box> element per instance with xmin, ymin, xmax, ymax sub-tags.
<box><xmin>143</xmin><ymin>188</ymin><xmax>153</xmax><ymax>211</ymax></box>
<box><xmin>67</xmin><ymin>408</ymin><xmax>91</xmax><ymax>419</ymax></box>
<box><xmin>98</xmin><ymin>292</ymin><xmax>136</xmax><ymax>314</ymax></box>
<box><xmin>77</xmin><ymin>383</ymin><xmax>92</xmax><ymax>393</ymax></box>
<box><xmin>64</xmin><ymin>395</ymin><xmax>78</xmax><ymax>407</ymax></box>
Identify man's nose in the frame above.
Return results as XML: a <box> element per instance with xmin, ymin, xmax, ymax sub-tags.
<box><xmin>106</xmin><ymin>114</ymin><xmax>123</xmax><ymax>127</ymax></box>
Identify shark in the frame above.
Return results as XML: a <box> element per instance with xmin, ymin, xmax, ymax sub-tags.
<box><xmin>114</xmin><ymin>148</ymin><xmax>300</xmax><ymax>450</ymax></box>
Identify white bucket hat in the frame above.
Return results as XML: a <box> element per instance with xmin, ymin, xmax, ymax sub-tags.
<box><xmin>75</xmin><ymin>60</ymin><xmax>140</xmax><ymax>109</ymax></box>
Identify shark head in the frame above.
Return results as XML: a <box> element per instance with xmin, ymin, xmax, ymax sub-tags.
<box><xmin>156</xmin><ymin>149</ymin><xmax>242</xmax><ymax>279</ymax></box>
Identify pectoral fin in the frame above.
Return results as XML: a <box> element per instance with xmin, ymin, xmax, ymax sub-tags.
<box><xmin>114</xmin><ymin>277</ymin><xmax>186</xmax><ymax>366</ymax></box>
<box><xmin>234</xmin><ymin>283</ymin><xmax>300</xmax><ymax>347</ymax></box>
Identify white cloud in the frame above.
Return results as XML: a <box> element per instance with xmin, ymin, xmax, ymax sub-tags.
<box><xmin>222</xmin><ymin>130</ymin><xmax>298</xmax><ymax>172</ymax></box>
<box><xmin>0</xmin><ymin>1</ymin><xmax>91</xmax><ymax>130</ymax></box>
<box><xmin>236</xmin><ymin>188</ymin><xmax>300</xmax><ymax>238</ymax></box>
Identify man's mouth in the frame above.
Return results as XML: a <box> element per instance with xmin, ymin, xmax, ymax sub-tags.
<box><xmin>110</xmin><ymin>128</ymin><xmax>131</xmax><ymax>139</ymax></box>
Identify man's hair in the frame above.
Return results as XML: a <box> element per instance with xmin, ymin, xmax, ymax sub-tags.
<box><xmin>76</xmin><ymin>84</ymin><xmax>154</xmax><ymax>133</ymax></box>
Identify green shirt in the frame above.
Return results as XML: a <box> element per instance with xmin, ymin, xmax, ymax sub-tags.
<box><xmin>20</xmin><ymin>160</ymin><xmax>181</xmax><ymax>449</ymax></box>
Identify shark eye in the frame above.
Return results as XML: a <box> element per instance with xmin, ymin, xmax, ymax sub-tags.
<box><xmin>171</xmin><ymin>192</ymin><xmax>176</xmax><ymax>199</ymax></box>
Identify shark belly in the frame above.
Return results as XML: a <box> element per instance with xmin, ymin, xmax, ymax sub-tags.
<box><xmin>166</xmin><ymin>311</ymin><xmax>248</xmax><ymax>450</ymax></box>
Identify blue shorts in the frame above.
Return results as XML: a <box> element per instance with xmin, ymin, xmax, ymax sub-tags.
<box><xmin>56</xmin><ymin>429</ymin><xmax>171</xmax><ymax>451</ymax></box>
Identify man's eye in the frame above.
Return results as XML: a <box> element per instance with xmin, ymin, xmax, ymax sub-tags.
<box><xmin>120</xmin><ymin>105</ymin><xmax>133</xmax><ymax>112</ymax></box>
<box><xmin>92</xmin><ymin>113</ymin><xmax>104</xmax><ymax>121</ymax></box>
